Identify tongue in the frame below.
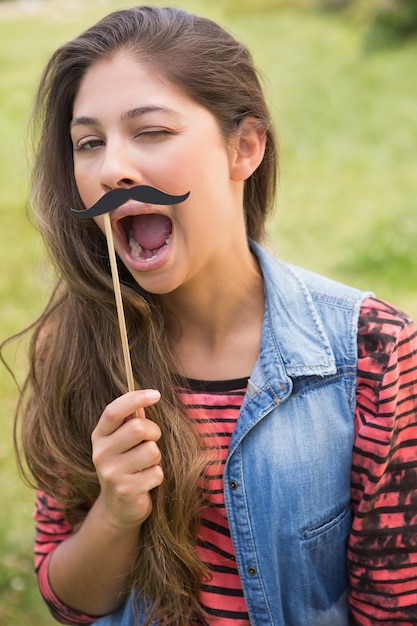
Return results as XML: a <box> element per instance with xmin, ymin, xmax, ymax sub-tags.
<box><xmin>131</xmin><ymin>214</ymin><xmax>172</xmax><ymax>251</ymax></box>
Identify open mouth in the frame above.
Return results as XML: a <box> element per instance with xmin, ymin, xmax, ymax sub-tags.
<box><xmin>120</xmin><ymin>213</ymin><xmax>173</xmax><ymax>262</ymax></box>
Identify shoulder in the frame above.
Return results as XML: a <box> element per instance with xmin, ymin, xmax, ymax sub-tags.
<box><xmin>356</xmin><ymin>296</ymin><xmax>417</xmax><ymax>418</ymax></box>
<box><xmin>358</xmin><ymin>296</ymin><xmax>416</xmax><ymax>364</ymax></box>
<box><xmin>253</xmin><ymin>242</ymin><xmax>370</xmax><ymax>308</ymax></box>
<box><xmin>359</xmin><ymin>295</ymin><xmax>414</xmax><ymax>332</ymax></box>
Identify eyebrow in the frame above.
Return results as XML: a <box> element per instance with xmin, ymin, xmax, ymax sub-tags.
<box><xmin>70</xmin><ymin>105</ymin><xmax>182</xmax><ymax>129</ymax></box>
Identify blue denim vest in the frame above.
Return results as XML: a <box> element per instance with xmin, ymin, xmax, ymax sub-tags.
<box><xmin>96</xmin><ymin>243</ymin><xmax>368</xmax><ymax>626</ymax></box>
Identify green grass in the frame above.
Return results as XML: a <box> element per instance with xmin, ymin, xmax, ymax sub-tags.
<box><xmin>1</xmin><ymin>1</ymin><xmax>416</xmax><ymax>623</ymax></box>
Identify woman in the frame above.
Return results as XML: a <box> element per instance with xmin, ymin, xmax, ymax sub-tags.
<box><xmin>13</xmin><ymin>5</ymin><xmax>417</xmax><ymax>625</ymax></box>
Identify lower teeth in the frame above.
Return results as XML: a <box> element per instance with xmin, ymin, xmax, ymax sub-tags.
<box><xmin>128</xmin><ymin>231</ymin><xmax>171</xmax><ymax>260</ymax></box>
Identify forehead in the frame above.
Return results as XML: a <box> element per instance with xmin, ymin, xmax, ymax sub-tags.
<box><xmin>73</xmin><ymin>53</ymin><xmax>184</xmax><ymax>112</ymax></box>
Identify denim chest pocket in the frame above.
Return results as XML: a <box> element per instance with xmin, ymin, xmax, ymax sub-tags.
<box><xmin>300</xmin><ymin>504</ymin><xmax>351</xmax><ymax>611</ymax></box>
<box><xmin>302</xmin><ymin>502</ymin><xmax>351</xmax><ymax>541</ymax></box>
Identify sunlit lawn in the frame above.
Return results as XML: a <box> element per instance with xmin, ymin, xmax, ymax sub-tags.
<box><xmin>1</xmin><ymin>1</ymin><xmax>416</xmax><ymax>623</ymax></box>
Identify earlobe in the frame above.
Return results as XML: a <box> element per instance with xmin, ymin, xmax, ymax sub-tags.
<box><xmin>230</xmin><ymin>117</ymin><xmax>267</xmax><ymax>182</ymax></box>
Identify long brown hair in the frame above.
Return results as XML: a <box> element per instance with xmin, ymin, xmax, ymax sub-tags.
<box><xmin>14</xmin><ymin>6</ymin><xmax>278</xmax><ymax>624</ymax></box>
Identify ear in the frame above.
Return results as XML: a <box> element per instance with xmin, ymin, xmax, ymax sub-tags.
<box><xmin>229</xmin><ymin>117</ymin><xmax>267</xmax><ymax>182</ymax></box>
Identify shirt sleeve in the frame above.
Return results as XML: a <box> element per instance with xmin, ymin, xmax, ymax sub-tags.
<box><xmin>34</xmin><ymin>489</ymin><xmax>100</xmax><ymax>625</ymax></box>
<box><xmin>349</xmin><ymin>297</ymin><xmax>417</xmax><ymax>624</ymax></box>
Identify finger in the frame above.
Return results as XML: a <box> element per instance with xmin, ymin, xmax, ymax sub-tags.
<box><xmin>122</xmin><ymin>440</ymin><xmax>162</xmax><ymax>473</ymax></box>
<box><xmin>121</xmin><ymin>465</ymin><xmax>165</xmax><ymax>516</ymax></box>
<box><xmin>94</xmin><ymin>389</ymin><xmax>161</xmax><ymax>437</ymax></box>
<box><xmin>96</xmin><ymin>440</ymin><xmax>162</xmax><ymax>486</ymax></box>
<box><xmin>132</xmin><ymin>464</ymin><xmax>164</xmax><ymax>493</ymax></box>
<box><xmin>94</xmin><ymin>417</ymin><xmax>162</xmax><ymax>462</ymax></box>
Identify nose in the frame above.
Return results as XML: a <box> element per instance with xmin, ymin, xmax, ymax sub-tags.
<box><xmin>99</xmin><ymin>139</ymin><xmax>142</xmax><ymax>192</ymax></box>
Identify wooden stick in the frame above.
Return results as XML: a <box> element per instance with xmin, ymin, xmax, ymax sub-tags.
<box><xmin>103</xmin><ymin>212</ymin><xmax>135</xmax><ymax>393</ymax></box>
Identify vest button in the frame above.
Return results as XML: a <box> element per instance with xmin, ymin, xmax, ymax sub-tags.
<box><xmin>247</xmin><ymin>566</ymin><xmax>257</xmax><ymax>576</ymax></box>
<box><xmin>230</xmin><ymin>481</ymin><xmax>238</xmax><ymax>490</ymax></box>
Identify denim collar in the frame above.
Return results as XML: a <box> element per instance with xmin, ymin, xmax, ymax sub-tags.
<box><xmin>248</xmin><ymin>241</ymin><xmax>338</xmax><ymax>402</ymax></box>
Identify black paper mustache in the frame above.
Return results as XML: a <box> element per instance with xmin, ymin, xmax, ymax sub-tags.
<box><xmin>72</xmin><ymin>185</ymin><xmax>190</xmax><ymax>219</ymax></box>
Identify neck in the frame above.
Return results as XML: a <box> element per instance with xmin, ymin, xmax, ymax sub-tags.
<box><xmin>161</xmin><ymin>245</ymin><xmax>265</xmax><ymax>380</ymax></box>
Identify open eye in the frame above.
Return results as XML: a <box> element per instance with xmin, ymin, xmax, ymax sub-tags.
<box><xmin>74</xmin><ymin>138</ymin><xmax>104</xmax><ymax>152</ymax></box>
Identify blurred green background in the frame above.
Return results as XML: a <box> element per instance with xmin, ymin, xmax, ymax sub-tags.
<box><xmin>1</xmin><ymin>0</ymin><xmax>416</xmax><ymax>623</ymax></box>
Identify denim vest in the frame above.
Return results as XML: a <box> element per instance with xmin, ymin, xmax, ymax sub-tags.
<box><xmin>96</xmin><ymin>243</ymin><xmax>368</xmax><ymax>626</ymax></box>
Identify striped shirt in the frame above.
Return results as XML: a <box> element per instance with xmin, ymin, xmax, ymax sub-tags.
<box><xmin>178</xmin><ymin>379</ymin><xmax>249</xmax><ymax>624</ymax></box>
<box><xmin>33</xmin><ymin>297</ymin><xmax>417</xmax><ymax>624</ymax></box>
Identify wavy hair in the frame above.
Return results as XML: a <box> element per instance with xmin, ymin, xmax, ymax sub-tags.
<box><xmin>13</xmin><ymin>6</ymin><xmax>278</xmax><ymax>624</ymax></box>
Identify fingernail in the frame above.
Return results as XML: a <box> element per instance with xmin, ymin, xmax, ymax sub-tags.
<box><xmin>145</xmin><ymin>389</ymin><xmax>161</xmax><ymax>402</ymax></box>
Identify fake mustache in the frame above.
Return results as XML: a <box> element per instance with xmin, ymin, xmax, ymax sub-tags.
<box><xmin>72</xmin><ymin>185</ymin><xmax>190</xmax><ymax>219</ymax></box>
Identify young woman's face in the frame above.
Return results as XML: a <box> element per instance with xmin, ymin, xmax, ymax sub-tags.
<box><xmin>70</xmin><ymin>53</ymin><xmax>247</xmax><ymax>296</ymax></box>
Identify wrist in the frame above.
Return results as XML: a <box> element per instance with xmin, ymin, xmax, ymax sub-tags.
<box><xmin>92</xmin><ymin>493</ymin><xmax>143</xmax><ymax>537</ymax></box>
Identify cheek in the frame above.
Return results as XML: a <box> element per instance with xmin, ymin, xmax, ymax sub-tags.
<box><xmin>74</xmin><ymin>164</ymin><xmax>98</xmax><ymax>208</ymax></box>
<box><xmin>73</xmin><ymin>170</ymin><xmax>86</xmax><ymax>202</ymax></box>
